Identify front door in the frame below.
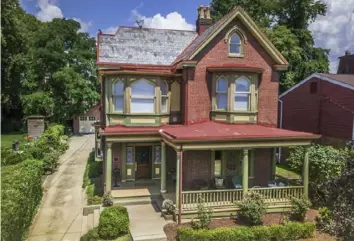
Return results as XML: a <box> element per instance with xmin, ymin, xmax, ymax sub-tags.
<box><xmin>135</xmin><ymin>146</ymin><xmax>152</xmax><ymax>179</ymax></box>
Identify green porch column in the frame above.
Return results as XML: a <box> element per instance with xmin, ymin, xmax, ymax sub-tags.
<box><xmin>242</xmin><ymin>149</ymin><xmax>249</xmax><ymax>196</ymax></box>
<box><xmin>160</xmin><ymin>142</ymin><xmax>167</xmax><ymax>193</ymax></box>
<box><xmin>303</xmin><ymin>147</ymin><xmax>310</xmax><ymax>197</ymax></box>
<box><xmin>105</xmin><ymin>142</ymin><xmax>112</xmax><ymax>192</ymax></box>
<box><xmin>271</xmin><ymin>148</ymin><xmax>277</xmax><ymax>180</ymax></box>
<box><xmin>175</xmin><ymin>151</ymin><xmax>181</xmax><ymax>209</ymax></box>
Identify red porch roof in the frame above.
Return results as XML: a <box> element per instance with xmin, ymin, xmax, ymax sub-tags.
<box><xmin>100</xmin><ymin>121</ymin><xmax>319</xmax><ymax>141</ymax></box>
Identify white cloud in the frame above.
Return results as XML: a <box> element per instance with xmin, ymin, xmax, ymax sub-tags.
<box><xmin>73</xmin><ymin>18</ymin><xmax>93</xmax><ymax>33</ymax></box>
<box><xmin>36</xmin><ymin>0</ymin><xmax>63</xmax><ymax>22</ymax></box>
<box><xmin>131</xmin><ymin>9</ymin><xmax>195</xmax><ymax>31</ymax></box>
<box><xmin>309</xmin><ymin>0</ymin><xmax>354</xmax><ymax>73</ymax></box>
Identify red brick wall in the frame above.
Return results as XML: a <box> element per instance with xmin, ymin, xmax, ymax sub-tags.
<box><xmin>253</xmin><ymin>148</ymin><xmax>271</xmax><ymax>186</ymax></box>
<box><xmin>337</xmin><ymin>56</ymin><xmax>354</xmax><ymax>74</ymax></box>
<box><xmin>184</xmin><ymin>19</ymin><xmax>279</xmax><ymax>126</ymax></box>
<box><xmin>182</xmin><ymin>150</ymin><xmax>211</xmax><ymax>189</ymax></box>
<box><xmin>281</xmin><ymin>77</ymin><xmax>354</xmax><ymax>140</ymax></box>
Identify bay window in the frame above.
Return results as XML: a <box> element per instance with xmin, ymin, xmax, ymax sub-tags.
<box><xmin>131</xmin><ymin>79</ymin><xmax>155</xmax><ymax>113</ymax></box>
<box><xmin>216</xmin><ymin>77</ymin><xmax>228</xmax><ymax>110</ymax></box>
<box><xmin>160</xmin><ymin>80</ymin><xmax>169</xmax><ymax>113</ymax></box>
<box><xmin>234</xmin><ymin>77</ymin><xmax>251</xmax><ymax>111</ymax></box>
<box><xmin>113</xmin><ymin>80</ymin><xmax>124</xmax><ymax>112</ymax></box>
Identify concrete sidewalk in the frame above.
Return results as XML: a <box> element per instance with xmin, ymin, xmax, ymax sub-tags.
<box><xmin>126</xmin><ymin>204</ymin><xmax>167</xmax><ymax>241</ymax></box>
<box><xmin>28</xmin><ymin>134</ymin><xmax>94</xmax><ymax>241</ymax></box>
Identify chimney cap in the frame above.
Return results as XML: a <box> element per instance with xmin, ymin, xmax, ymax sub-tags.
<box><xmin>345</xmin><ymin>50</ymin><xmax>351</xmax><ymax>56</ymax></box>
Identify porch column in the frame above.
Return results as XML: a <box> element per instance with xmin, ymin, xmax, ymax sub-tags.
<box><xmin>160</xmin><ymin>142</ymin><xmax>166</xmax><ymax>193</ymax></box>
<box><xmin>121</xmin><ymin>143</ymin><xmax>126</xmax><ymax>182</ymax></box>
<box><xmin>271</xmin><ymin>148</ymin><xmax>277</xmax><ymax>180</ymax></box>
<box><xmin>242</xmin><ymin>149</ymin><xmax>249</xmax><ymax>196</ymax></box>
<box><xmin>176</xmin><ymin>150</ymin><xmax>183</xmax><ymax>224</ymax></box>
<box><xmin>303</xmin><ymin>147</ymin><xmax>310</xmax><ymax>197</ymax></box>
<box><xmin>105</xmin><ymin>142</ymin><xmax>112</xmax><ymax>192</ymax></box>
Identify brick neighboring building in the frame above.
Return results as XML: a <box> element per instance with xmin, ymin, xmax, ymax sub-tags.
<box><xmin>338</xmin><ymin>50</ymin><xmax>354</xmax><ymax>74</ymax></box>
<box><xmin>96</xmin><ymin>5</ymin><xmax>319</xmax><ymax>219</ymax></box>
<box><xmin>279</xmin><ymin>73</ymin><xmax>354</xmax><ymax>145</ymax></box>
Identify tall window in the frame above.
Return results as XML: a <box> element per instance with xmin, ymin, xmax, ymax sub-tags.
<box><xmin>160</xmin><ymin>80</ymin><xmax>169</xmax><ymax>113</ymax></box>
<box><xmin>113</xmin><ymin>80</ymin><xmax>124</xmax><ymax>112</ymax></box>
<box><xmin>131</xmin><ymin>79</ymin><xmax>155</xmax><ymax>113</ymax></box>
<box><xmin>216</xmin><ymin>77</ymin><xmax>228</xmax><ymax>110</ymax></box>
<box><xmin>234</xmin><ymin>77</ymin><xmax>251</xmax><ymax>111</ymax></box>
<box><xmin>229</xmin><ymin>33</ymin><xmax>241</xmax><ymax>55</ymax></box>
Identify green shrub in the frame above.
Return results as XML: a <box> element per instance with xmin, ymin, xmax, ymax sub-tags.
<box><xmin>42</xmin><ymin>150</ymin><xmax>60</xmax><ymax>173</ymax></box>
<box><xmin>1</xmin><ymin>147</ymin><xmax>33</xmax><ymax>166</ymax></box>
<box><xmin>103</xmin><ymin>192</ymin><xmax>113</xmax><ymax>207</ymax></box>
<box><xmin>177</xmin><ymin>222</ymin><xmax>315</xmax><ymax>241</ymax></box>
<box><xmin>1</xmin><ymin>159</ymin><xmax>43</xmax><ymax>241</ymax></box>
<box><xmin>290</xmin><ymin>196</ymin><xmax>311</xmax><ymax>221</ymax></box>
<box><xmin>191</xmin><ymin>195</ymin><xmax>212</xmax><ymax>229</ymax></box>
<box><xmin>237</xmin><ymin>191</ymin><xmax>266</xmax><ymax>225</ymax></box>
<box><xmin>80</xmin><ymin>227</ymin><xmax>100</xmax><ymax>241</ymax></box>
<box><xmin>88</xmin><ymin>196</ymin><xmax>102</xmax><ymax>205</ymax></box>
<box><xmin>98</xmin><ymin>206</ymin><xmax>129</xmax><ymax>239</ymax></box>
<box><xmin>316</xmin><ymin>207</ymin><xmax>333</xmax><ymax>233</ymax></box>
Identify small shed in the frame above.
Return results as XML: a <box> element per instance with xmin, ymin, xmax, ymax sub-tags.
<box><xmin>26</xmin><ymin>115</ymin><xmax>46</xmax><ymax>138</ymax></box>
<box><xmin>73</xmin><ymin>104</ymin><xmax>101</xmax><ymax>134</ymax></box>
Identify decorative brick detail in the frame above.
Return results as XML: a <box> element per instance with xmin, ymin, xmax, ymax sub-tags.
<box><xmin>253</xmin><ymin>148</ymin><xmax>271</xmax><ymax>186</ymax></box>
<box><xmin>182</xmin><ymin>150</ymin><xmax>211</xmax><ymax>189</ymax></box>
<box><xmin>183</xmin><ymin>18</ymin><xmax>279</xmax><ymax>126</ymax></box>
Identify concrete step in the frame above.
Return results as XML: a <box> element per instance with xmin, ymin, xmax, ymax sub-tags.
<box><xmin>113</xmin><ymin>196</ymin><xmax>157</xmax><ymax>206</ymax></box>
<box><xmin>87</xmin><ymin>212</ymin><xmax>94</xmax><ymax>231</ymax></box>
<box><xmin>93</xmin><ymin>209</ymin><xmax>100</xmax><ymax>228</ymax></box>
<box><xmin>132</xmin><ymin>233</ymin><xmax>167</xmax><ymax>241</ymax></box>
<box><xmin>81</xmin><ymin>214</ymin><xmax>88</xmax><ymax>236</ymax></box>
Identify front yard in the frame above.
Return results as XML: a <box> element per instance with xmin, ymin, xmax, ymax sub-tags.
<box><xmin>1</xmin><ymin>133</ymin><xmax>27</xmax><ymax>148</ymax></box>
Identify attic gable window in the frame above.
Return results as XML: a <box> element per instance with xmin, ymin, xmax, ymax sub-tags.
<box><xmin>225</xmin><ymin>26</ymin><xmax>246</xmax><ymax>57</ymax></box>
<box><xmin>229</xmin><ymin>33</ymin><xmax>241</xmax><ymax>55</ymax></box>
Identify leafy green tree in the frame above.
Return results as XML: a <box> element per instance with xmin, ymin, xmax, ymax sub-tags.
<box><xmin>210</xmin><ymin>0</ymin><xmax>329</xmax><ymax>92</ymax></box>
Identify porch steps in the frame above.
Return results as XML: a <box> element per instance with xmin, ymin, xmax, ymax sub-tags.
<box><xmin>113</xmin><ymin>195</ymin><xmax>161</xmax><ymax>206</ymax></box>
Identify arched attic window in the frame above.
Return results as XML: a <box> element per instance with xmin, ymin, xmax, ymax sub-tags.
<box><xmin>225</xmin><ymin>26</ymin><xmax>246</xmax><ymax>57</ymax></box>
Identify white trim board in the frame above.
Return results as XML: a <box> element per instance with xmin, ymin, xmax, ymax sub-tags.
<box><xmin>279</xmin><ymin>73</ymin><xmax>354</xmax><ymax>98</ymax></box>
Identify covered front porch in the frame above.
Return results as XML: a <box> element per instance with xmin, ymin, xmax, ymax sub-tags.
<box><xmin>101</xmin><ymin>121</ymin><xmax>318</xmax><ymax>222</ymax></box>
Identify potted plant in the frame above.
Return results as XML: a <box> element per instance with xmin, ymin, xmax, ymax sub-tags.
<box><xmin>162</xmin><ymin>199</ymin><xmax>176</xmax><ymax>220</ymax></box>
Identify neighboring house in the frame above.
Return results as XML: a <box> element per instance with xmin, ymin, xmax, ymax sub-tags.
<box><xmin>73</xmin><ymin>104</ymin><xmax>101</xmax><ymax>134</ymax></box>
<box><xmin>337</xmin><ymin>50</ymin><xmax>354</xmax><ymax>74</ymax></box>
<box><xmin>97</xmin><ymin>6</ymin><xmax>319</xmax><ymax>221</ymax></box>
<box><xmin>279</xmin><ymin>73</ymin><xmax>354</xmax><ymax>146</ymax></box>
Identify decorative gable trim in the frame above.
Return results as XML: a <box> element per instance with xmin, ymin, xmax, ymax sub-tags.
<box><xmin>279</xmin><ymin>73</ymin><xmax>354</xmax><ymax>99</ymax></box>
<box><xmin>186</xmin><ymin>7</ymin><xmax>288</xmax><ymax>68</ymax></box>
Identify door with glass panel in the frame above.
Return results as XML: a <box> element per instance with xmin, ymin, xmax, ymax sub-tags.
<box><xmin>135</xmin><ymin>146</ymin><xmax>152</xmax><ymax>179</ymax></box>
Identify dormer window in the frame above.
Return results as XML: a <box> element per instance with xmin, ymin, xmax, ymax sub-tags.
<box><xmin>229</xmin><ymin>33</ymin><xmax>241</xmax><ymax>55</ymax></box>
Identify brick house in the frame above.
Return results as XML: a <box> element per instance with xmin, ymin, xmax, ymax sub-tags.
<box><xmin>337</xmin><ymin>50</ymin><xmax>354</xmax><ymax>74</ymax></box>
<box><xmin>97</xmin><ymin>6</ymin><xmax>319</xmax><ymax>221</ymax></box>
<box><xmin>279</xmin><ymin>73</ymin><xmax>354</xmax><ymax>146</ymax></box>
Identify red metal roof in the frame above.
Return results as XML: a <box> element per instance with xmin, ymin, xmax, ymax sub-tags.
<box><xmin>101</xmin><ymin>121</ymin><xmax>319</xmax><ymax>141</ymax></box>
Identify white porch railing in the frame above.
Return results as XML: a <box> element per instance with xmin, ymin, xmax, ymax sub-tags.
<box><xmin>181</xmin><ymin>186</ymin><xmax>304</xmax><ymax>211</ymax></box>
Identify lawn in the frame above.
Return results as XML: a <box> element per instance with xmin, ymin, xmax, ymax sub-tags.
<box><xmin>1</xmin><ymin>134</ymin><xmax>27</xmax><ymax>148</ymax></box>
<box><xmin>276</xmin><ymin>163</ymin><xmax>301</xmax><ymax>180</ymax></box>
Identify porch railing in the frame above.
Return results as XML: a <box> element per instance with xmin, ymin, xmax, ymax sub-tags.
<box><xmin>181</xmin><ymin>186</ymin><xmax>304</xmax><ymax>211</ymax></box>
<box><xmin>182</xmin><ymin>189</ymin><xmax>243</xmax><ymax>211</ymax></box>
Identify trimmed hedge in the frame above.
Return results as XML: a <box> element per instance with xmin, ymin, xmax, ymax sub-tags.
<box><xmin>1</xmin><ymin>159</ymin><xmax>44</xmax><ymax>241</ymax></box>
<box><xmin>177</xmin><ymin>222</ymin><xmax>315</xmax><ymax>241</ymax></box>
<box><xmin>98</xmin><ymin>206</ymin><xmax>130</xmax><ymax>239</ymax></box>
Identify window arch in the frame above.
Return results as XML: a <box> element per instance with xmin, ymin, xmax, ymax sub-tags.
<box><xmin>234</xmin><ymin>77</ymin><xmax>251</xmax><ymax>111</ymax></box>
<box><xmin>131</xmin><ymin>79</ymin><xmax>155</xmax><ymax>113</ymax></box>
<box><xmin>112</xmin><ymin>80</ymin><xmax>124</xmax><ymax>112</ymax></box>
<box><xmin>160</xmin><ymin>80</ymin><xmax>169</xmax><ymax>113</ymax></box>
<box><xmin>216</xmin><ymin>77</ymin><xmax>228</xmax><ymax>110</ymax></box>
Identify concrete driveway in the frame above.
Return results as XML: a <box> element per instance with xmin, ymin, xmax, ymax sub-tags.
<box><xmin>28</xmin><ymin>134</ymin><xmax>94</xmax><ymax>241</ymax></box>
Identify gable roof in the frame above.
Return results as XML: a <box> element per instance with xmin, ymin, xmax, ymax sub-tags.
<box><xmin>98</xmin><ymin>27</ymin><xmax>197</xmax><ymax>65</ymax></box>
<box><xmin>174</xmin><ymin>7</ymin><xmax>288</xmax><ymax>67</ymax></box>
<box><xmin>279</xmin><ymin>73</ymin><xmax>354</xmax><ymax>98</ymax></box>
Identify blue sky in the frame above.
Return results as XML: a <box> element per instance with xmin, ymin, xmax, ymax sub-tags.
<box><xmin>21</xmin><ymin>0</ymin><xmax>353</xmax><ymax>72</ymax></box>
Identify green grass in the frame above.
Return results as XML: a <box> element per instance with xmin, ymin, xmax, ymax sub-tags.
<box><xmin>276</xmin><ymin>163</ymin><xmax>301</xmax><ymax>180</ymax></box>
<box><xmin>1</xmin><ymin>134</ymin><xmax>27</xmax><ymax>148</ymax></box>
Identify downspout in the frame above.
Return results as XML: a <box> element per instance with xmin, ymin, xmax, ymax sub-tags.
<box><xmin>278</xmin><ymin>98</ymin><xmax>284</xmax><ymax>163</ymax></box>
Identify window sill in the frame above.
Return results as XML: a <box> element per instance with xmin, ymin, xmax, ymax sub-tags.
<box><xmin>211</xmin><ymin>110</ymin><xmax>258</xmax><ymax>114</ymax></box>
<box><xmin>108</xmin><ymin>112</ymin><xmax>170</xmax><ymax>116</ymax></box>
<box><xmin>228</xmin><ymin>54</ymin><xmax>244</xmax><ymax>58</ymax></box>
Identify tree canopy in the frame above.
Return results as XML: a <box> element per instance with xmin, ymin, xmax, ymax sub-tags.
<box><xmin>210</xmin><ymin>0</ymin><xmax>330</xmax><ymax>92</ymax></box>
<box><xmin>1</xmin><ymin>0</ymin><xmax>99</xmax><ymax>128</ymax></box>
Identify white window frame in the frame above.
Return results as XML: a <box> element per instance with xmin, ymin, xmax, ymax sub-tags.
<box><xmin>216</xmin><ymin>77</ymin><xmax>228</xmax><ymax>110</ymax></box>
<box><xmin>130</xmin><ymin>79</ymin><xmax>155</xmax><ymax>114</ymax></box>
<box><xmin>112</xmin><ymin>80</ymin><xmax>124</xmax><ymax>112</ymax></box>
<box><xmin>234</xmin><ymin>76</ymin><xmax>251</xmax><ymax>111</ymax></box>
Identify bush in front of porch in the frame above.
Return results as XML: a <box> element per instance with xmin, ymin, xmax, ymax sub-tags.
<box><xmin>83</xmin><ymin>151</ymin><xmax>103</xmax><ymax>205</ymax></box>
<box><xmin>177</xmin><ymin>222</ymin><xmax>315</xmax><ymax>241</ymax></box>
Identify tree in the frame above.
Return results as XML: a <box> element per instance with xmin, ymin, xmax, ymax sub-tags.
<box><xmin>210</xmin><ymin>0</ymin><xmax>329</xmax><ymax>92</ymax></box>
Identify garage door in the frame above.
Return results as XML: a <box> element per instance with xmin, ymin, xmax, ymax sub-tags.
<box><xmin>79</xmin><ymin>116</ymin><xmax>96</xmax><ymax>133</ymax></box>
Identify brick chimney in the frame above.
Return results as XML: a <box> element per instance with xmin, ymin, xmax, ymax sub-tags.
<box><xmin>196</xmin><ymin>5</ymin><xmax>212</xmax><ymax>35</ymax></box>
